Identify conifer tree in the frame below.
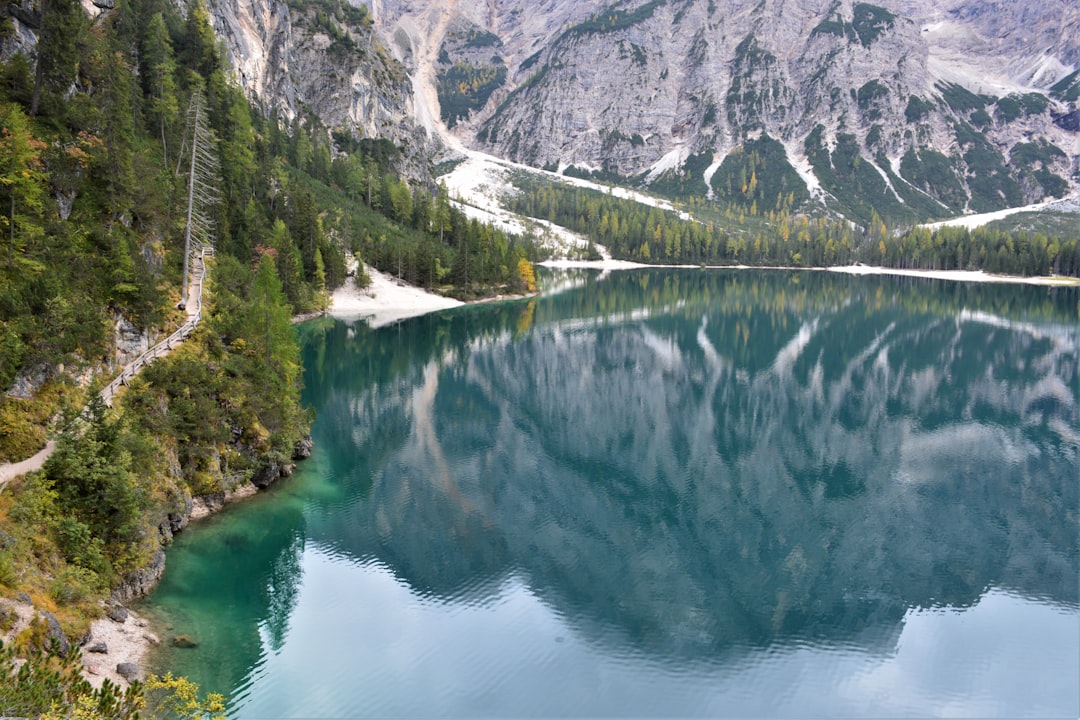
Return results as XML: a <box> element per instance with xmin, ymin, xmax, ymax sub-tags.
<box><xmin>29</xmin><ymin>0</ymin><xmax>85</xmax><ymax>116</ymax></box>
<box><xmin>0</xmin><ymin>103</ymin><xmax>46</xmax><ymax>267</ymax></box>
<box><xmin>143</xmin><ymin>12</ymin><xmax>180</xmax><ymax>164</ymax></box>
<box><xmin>177</xmin><ymin>89</ymin><xmax>220</xmax><ymax>306</ymax></box>
<box><xmin>246</xmin><ymin>252</ymin><xmax>299</xmax><ymax>398</ymax></box>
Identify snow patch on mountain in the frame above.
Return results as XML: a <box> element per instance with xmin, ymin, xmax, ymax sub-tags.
<box><xmin>782</xmin><ymin>139</ymin><xmax>823</xmax><ymax>198</ymax></box>
<box><xmin>922</xmin><ymin>193</ymin><xmax>1080</xmax><ymax>230</ymax></box>
<box><xmin>645</xmin><ymin>146</ymin><xmax>689</xmax><ymax>184</ymax></box>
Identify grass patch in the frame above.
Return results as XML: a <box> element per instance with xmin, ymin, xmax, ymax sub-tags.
<box><xmin>0</xmin><ymin>378</ymin><xmax>76</xmax><ymax>462</ymax></box>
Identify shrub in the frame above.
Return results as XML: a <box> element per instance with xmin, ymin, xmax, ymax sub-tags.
<box><xmin>49</xmin><ymin>566</ymin><xmax>105</xmax><ymax>606</ymax></box>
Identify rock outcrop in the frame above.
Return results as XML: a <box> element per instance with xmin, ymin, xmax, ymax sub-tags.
<box><xmin>205</xmin><ymin>0</ymin><xmax>433</xmax><ymax>178</ymax></box>
<box><xmin>111</xmin><ymin>550</ymin><xmax>166</xmax><ymax>605</ymax></box>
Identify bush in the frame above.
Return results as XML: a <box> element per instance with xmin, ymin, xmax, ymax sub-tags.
<box><xmin>0</xmin><ymin>550</ymin><xmax>16</xmax><ymax>587</ymax></box>
<box><xmin>0</xmin><ymin>640</ymin><xmax>142</xmax><ymax>719</ymax></box>
<box><xmin>0</xmin><ymin>397</ymin><xmax>50</xmax><ymax>463</ymax></box>
<box><xmin>49</xmin><ymin>566</ymin><xmax>106</xmax><ymax>606</ymax></box>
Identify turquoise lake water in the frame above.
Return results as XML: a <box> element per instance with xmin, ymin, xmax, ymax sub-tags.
<box><xmin>142</xmin><ymin>269</ymin><xmax>1079</xmax><ymax>717</ymax></box>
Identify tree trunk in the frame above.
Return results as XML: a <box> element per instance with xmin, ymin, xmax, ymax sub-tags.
<box><xmin>9</xmin><ymin>191</ymin><xmax>14</xmax><ymax>267</ymax></box>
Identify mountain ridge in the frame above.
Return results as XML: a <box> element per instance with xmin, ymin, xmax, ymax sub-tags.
<box><xmin>8</xmin><ymin>0</ymin><xmax>1075</xmax><ymax>221</ymax></box>
<box><xmin>204</xmin><ymin>0</ymin><xmax>1078</xmax><ymax>225</ymax></box>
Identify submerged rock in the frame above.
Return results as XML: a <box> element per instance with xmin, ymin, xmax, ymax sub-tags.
<box><xmin>172</xmin><ymin>634</ymin><xmax>199</xmax><ymax>648</ymax></box>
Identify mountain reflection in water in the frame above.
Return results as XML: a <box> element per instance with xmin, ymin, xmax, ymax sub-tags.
<box><xmin>145</xmin><ymin>269</ymin><xmax>1079</xmax><ymax>717</ymax></box>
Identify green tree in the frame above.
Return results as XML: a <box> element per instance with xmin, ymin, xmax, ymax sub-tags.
<box><xmin>44</xmin><ymin>397</ymin><xmax>149</xmax><ymax>575</ymax></box>
<box><xmin>0</xmin><ymin>103</ymin><xmax>46</xmax><ymax>267</ymax></box>
<box><xmin>142</xmin><ymin>12</ymin><xmax>180</xmax><ymax>164</ymax></box>
<box><xmin>0</xmin><ymin>642</ymin><xmax>143</xmax><ymax>719</ymax></box>
<box><xmin>268</xmin><ymin>218</ymin><xmax>304</xmax><ymax>307</ymax></box>
<box><xmin>181</xmin><ymin>0</ymin><xmax>220</xmax><ymax>79</ymax></box>
<box><xmin>246</xmin><ymin>252</ymin><xmax>299</xmax><ymax>387</ymax></box>
<box><xmin>29</xmin><ymin>0</ymin><xmax>86</xmax><ymax>116</ymax></box>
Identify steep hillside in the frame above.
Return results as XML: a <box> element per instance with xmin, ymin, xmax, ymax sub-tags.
<box><xmin>205</xmin><ymin>0</ymin><xmax>432</xmax><ymax>176</ymax></box>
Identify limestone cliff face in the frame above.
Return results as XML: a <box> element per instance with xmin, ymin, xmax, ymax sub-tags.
<box><xmin>9</xmin><ymin>0</ymin><xmax>1070</xmax><ymax>214</ymax></box>
<box><xmin>467</xmin><ymin>0</ymin><xmax>1077</xmax><ymax>212</ymax></box>
<box><xmin>205</xmin><ymin>0</ymin><xmax>432</xmax><ymax>175</ymax></box>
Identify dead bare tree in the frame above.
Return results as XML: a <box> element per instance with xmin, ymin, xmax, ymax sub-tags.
<box><xmin>176</xmin><ymin>90</ymin><xmax>220</xmax><ymax>309</ymax></box>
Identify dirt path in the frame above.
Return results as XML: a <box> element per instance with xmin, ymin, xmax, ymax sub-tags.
<box><xmin>0</xmin><ymin>247</ymin><xmax>212</xmax><ymax>490</ymax></box>
<box><xmin>0</xmin><ymin>440</ymin><xmax>56</xmax><ymax>486</ymax></box>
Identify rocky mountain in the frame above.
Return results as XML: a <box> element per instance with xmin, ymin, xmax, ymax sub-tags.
<box><xmin>452</xmin><ymin>0</ymin><xmax>1079</xmax><ymax>224</ymax></box>
<box><xmin>200</xmin><ymin>0</ymin><xmax>433</xmax><ymax>174</ymax></box>
<box><xmin>8</xmin><ymin>0</ymin><xmax>1077</xmax><ymax>223</ymax></box>
<box><xmin>217</xmin><ymin>0</ymin><xmax>1079</xmax><ymax>224</ymax></box>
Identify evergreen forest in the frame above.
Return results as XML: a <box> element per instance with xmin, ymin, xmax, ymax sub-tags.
<box><xmin>509</xmin><ymin>178</ymin><xmax>1080</xmax><ymax>277</ymax></box>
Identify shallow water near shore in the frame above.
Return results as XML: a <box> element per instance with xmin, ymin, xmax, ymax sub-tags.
<box><xmin>143</xmin><ymin>269</ymin><xmax>1079</xmax><ymax>718</ymax></box>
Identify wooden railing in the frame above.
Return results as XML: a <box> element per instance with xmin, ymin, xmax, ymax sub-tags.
<box><xmin>100</xmin><ymin>245</ymin><xmax>213</xmax><ymax>407</ymax></box>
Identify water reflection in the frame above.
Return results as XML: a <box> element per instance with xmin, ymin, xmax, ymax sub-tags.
<box><xmin>300</xmin><ymin>271</ymin><xmax>1077</xmax><ymax>661</ymax></box>
<box><xmin>148</xmin><ymin>269</ymin><xmax>1079</xmax><ymax>716</ymax></box>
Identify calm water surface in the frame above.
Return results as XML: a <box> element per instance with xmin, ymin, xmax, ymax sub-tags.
<box><xmin>143</xmin><ymin>270</ymin><xmax>1080</xmax><ymax>718</ymax></box>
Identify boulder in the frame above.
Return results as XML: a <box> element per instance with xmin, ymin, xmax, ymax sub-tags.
<box><xmin>293</xmin><ymin>435</ymin><xmax>314</xmax><ymax>459</ymax></box>
<box><xmin>87</xmin><ymin>641</ymin><xmax>109</xmax><ymax>654</ymax></box>
<box><xmin>108</xmin><ymin>606</ymin><xmax>129</xmax><ymax>623</ymax></box>
<box><xmin>110</xmin><ymin>549</ymin><xmax>166</xmax><ymax>604</ymax></box>
<box><xmin>251</xmin><ymin>460</ymin><xmax>281</xmax><ymax>489</ymax></box>
<box><xmin>40</xmin><ymin>611</ymin><xmax>71</xmax><ymax>656</ymax></box>
<box><xmin>116</xmin><ymin>662</ymin><xmax>141</xmax><ymax>682</ymax></box>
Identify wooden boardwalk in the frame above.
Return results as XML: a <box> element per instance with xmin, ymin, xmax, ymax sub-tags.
<box><xmin>99</xmin><ymin>246</ymin><xmax>212</xmax><ymax>406</ymax></box>
<box><xmin>0</xmin><ymin>246</ymin><xmax>212</xmax><ymax>487</ymax></box>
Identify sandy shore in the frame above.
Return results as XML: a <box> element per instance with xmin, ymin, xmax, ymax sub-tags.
<box><xmin>329</xmin><ymin>265</ymin><xmax>463</xmax><ymax>328</ymax></box>
<box><xmin>0</xmin><ymin>596</ymin><xmax>156</xmax><ymax>691</ymax></box>
<box><xmin>322</xmin><ymin>260</ymin><xmax>1076</xmax><ymax>333</ymax></box>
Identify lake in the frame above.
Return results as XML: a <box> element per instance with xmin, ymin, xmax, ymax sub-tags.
<box><xmin>142</xmin><ymin>269</ymin><xmax>1079</xmax><ymax>717</ymax></box>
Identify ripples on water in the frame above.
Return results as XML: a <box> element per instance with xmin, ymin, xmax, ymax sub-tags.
<box><xmin>143</xmin><ymin>270</ymin><xmax>1079</xmax><ymax>718</ymax></box>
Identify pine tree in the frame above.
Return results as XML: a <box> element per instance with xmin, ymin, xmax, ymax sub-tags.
<box><xmin>246</xmin><ymin>252</ymin><xmax>299</xmax><ymax>393</ymax></box>
<box><xmin>29</xmin><ymin>0</ymin><xmax>85</xmax><ymax>116</ymax></box>
<box><xmin>143</xmin><ymin>13</ymin><xmax>180</xmax><ymax>165</ymax></box>
<box><xmin>0</xmin><ymin>104</ymin><xmax>46</xmax><ymax>267</ymax></box>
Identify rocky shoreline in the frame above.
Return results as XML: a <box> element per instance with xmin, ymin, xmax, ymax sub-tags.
<box><xmin>0</xmin><ymin>434</ymin><xmax>314</xmax><ymax>691</ymax></box>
